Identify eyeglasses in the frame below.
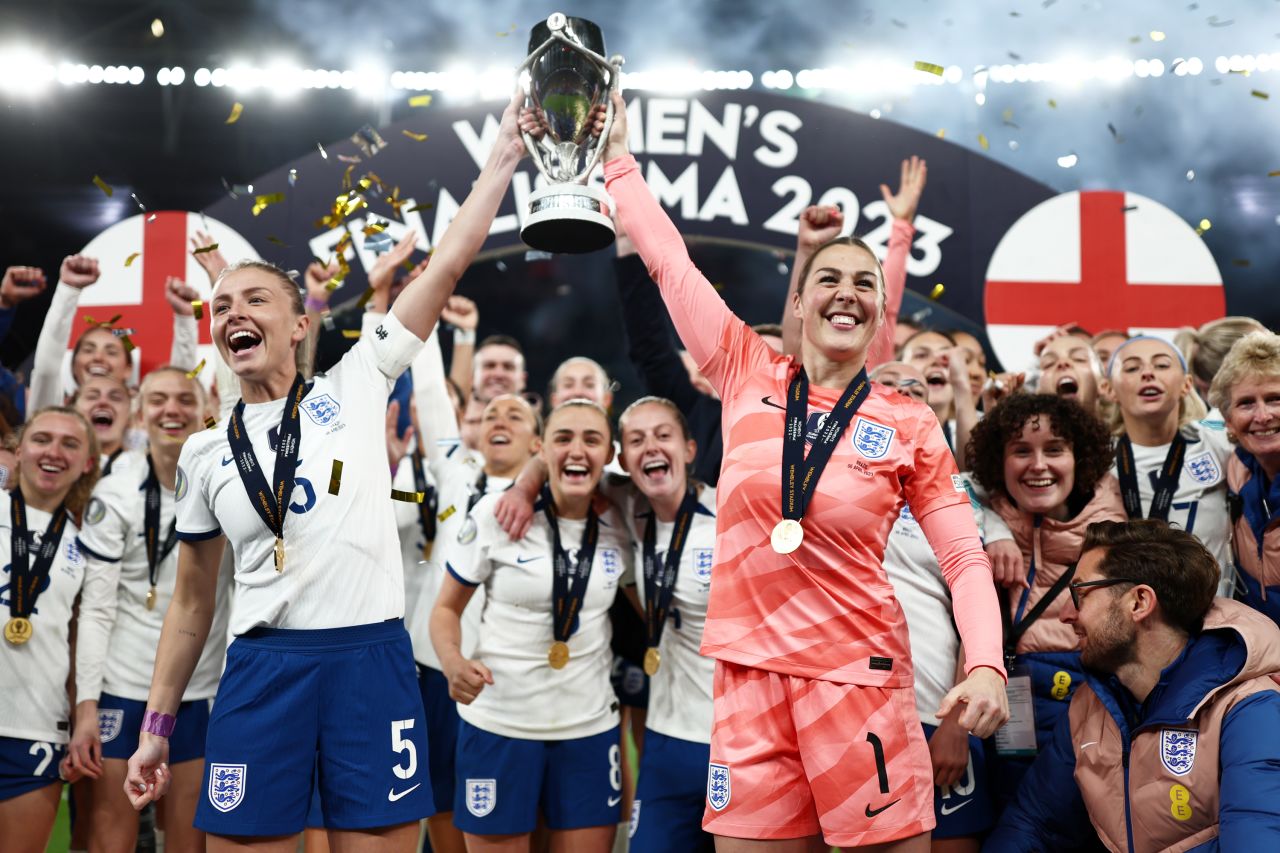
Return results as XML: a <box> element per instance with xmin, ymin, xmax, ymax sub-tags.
<box><xmin>1068</xmin><ymin>578</ymin><xmax>1142</xmax><ymax>609</ymax></box>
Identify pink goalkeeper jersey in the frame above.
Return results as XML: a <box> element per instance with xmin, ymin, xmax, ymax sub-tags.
<box><xmin>604</xmin><ymin>153</ymin><xmax>993</xmax><ymax>689</ymax></box>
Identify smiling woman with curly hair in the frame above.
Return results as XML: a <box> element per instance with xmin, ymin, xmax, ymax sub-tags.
<box><xmin>964</xmin><ymin>393</ymin><xmax>1124</xmax><ymax>807</ymax></box>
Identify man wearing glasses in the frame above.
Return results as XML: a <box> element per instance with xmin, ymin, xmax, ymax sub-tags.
<box><xmin>986</xmin><ymin>520</ymin><xmax>1280</xmax><ymax>851</ymax></box>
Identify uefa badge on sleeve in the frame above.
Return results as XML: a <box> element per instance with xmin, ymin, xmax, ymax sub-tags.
<box><xmin>707</xmin><ymin>762</ymin><xmax>731</xmax><ymax>811</ymax></box>
<box><xmin>208</xmin><ymin>763</ymin><xmax>247</xmax><ymax>812</ymax></box>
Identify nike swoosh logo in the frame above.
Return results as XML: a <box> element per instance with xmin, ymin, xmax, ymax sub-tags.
<box><xmin>221</xmin><ymin>456</ymin><xmax>234</xmax><ymax>466</ymax></box>
<box><xmin>608</xmin><ymin>795</ymin><xmax>622</xmax><ymax>807</ymax></box>
<box><xmin>760</xmin><ymin>395</ymin><xmax>786</xmax><ymax>411</ymax></box>
<box><xmin>387</xmin><ymin>783</ymin><xmax>421</xmax><ymax>802</ymax></box>
<box><xmin>516</xmin><ymin>555</ymin><xmax>541</xmax><ymax>564</ymax></box>
<box><xmin>864</xmin><ymin>798</ymin><xmax>901</xmax><ymax>818</ymax></box>
<box><xmin>940</xmin><ymin>799</ymin><xmax>972</xmax><ymax>816</ymax></box>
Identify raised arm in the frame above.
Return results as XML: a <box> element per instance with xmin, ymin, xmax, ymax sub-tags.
<box><xmin>31</xmin><ymin>255</ymin><xmax>100</xmax><ymax>409</ymax></box>
<box><xmin>0</xmin><ymin>265</ymin><xmax>48</xmax><ymax>345</ymax></box>
<box><xmin>164</xmin><ymin>276</ymin><xmax>202</xmax><ymax>370</ymax></box>
<box><xmin>441</xmin><ymin>293</ymin><xmax>478</xmax><ymax>402</ymax></box>
<box><xmin>391</xmin><ymin>90</ymin><xmax>525</xmax><ymax>341</ymax></box>
<box><xmin>867</xmin><ymin>156</ymin><xmax>926</xmax><ymax>367</ymax></box>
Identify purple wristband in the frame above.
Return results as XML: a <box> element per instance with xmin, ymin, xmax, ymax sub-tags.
<box><xmin>304</xmin><ymin>295</ymin><xmax>329</xmax><ymax>313</ymax></box>
<box><xmin>141</xmin><ymin>710</ymin><xmax>176</xmax><ymax>737</ymax></box>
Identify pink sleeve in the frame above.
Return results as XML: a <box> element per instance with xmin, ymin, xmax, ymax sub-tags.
<box><xmin>916</xmin><ymin>501</ymin><xmax>1007</xmax><ymax>682</ymax></box>
<box><xmin>867</xmin><ymin>218</ymin><xmax>915</xmax><ymax>369</ymax></box>
<box><xmin>604</xmin><ymin>154</ymin><xmax>772</xmax><ymax>394</ymax></box>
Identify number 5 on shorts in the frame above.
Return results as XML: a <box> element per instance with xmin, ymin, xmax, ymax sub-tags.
<box><xmin>391</xmin><ymin>719</ymin><xmax>417</xmax><ymax>780</ymax></box>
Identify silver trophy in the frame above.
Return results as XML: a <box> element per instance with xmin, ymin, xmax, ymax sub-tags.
<box><xmin>519</xmin><ymin>13</ymin><xmax>622</xmax><ymax>254</ymax></box>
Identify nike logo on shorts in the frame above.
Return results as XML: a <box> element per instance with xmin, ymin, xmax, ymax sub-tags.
<box><xmin>608</xmin><ymin>795</ymin><xmax>622</xmax><ymax>807</ymax></box>
<box><xmin>940</xmin><ymin>799</ymin><xmax>972</xmax><ymax>816</ymax></box>
<box><xmin>760</xmin><ymin>396</ymin><xmax>785</xmax><ymax>411</ymax></box>
<box><xmin>864</xmin><ymin>798</ymin><xmax>901</xmax><ymax>818</ymax></box>
<box><xmin>388</xmin><ymin>783</ymin><xmax>421</xmax><ymax>802</ymax></box>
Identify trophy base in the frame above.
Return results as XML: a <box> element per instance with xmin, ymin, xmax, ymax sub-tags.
<box><xmin>521</xmin><ymin>183</ymin><xmax>616</xmax><ymax>254</ymax></box>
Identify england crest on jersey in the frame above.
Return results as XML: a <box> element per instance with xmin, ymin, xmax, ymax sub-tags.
<box><xmin>1160</xmin><ymin>729</ymin><xmax>1197</xmax><ymax>776</ymax></box>
<box><xmin>97</xmin><ymin>708</ymin><xmax>124</xmax><ymax>743</ymax></box>
<box><xmin>707</xmin><ymin>762</ymin><xmax>731</xmax><ymax>811</ymax></box>
<box><xmin>601</xmin><ymin>548</ymin><xmax>621</xmax><ymax>579</ymax></box>
<box><xmin>693</xmin><ymin>548</ymin><xmax>714</xmax><ymax>584</ymax></box>
<box><xmin>208</xmin><ymin>763</ymin><xmax>247</xmax><ymax>812</ymax></box>
<box><xmin>301</xmin><ymin>394</ymin><xmax>341</xmax><ymax>425</ymax></box>
<box><xmin>851</xmin><ymin>417</ymin><xmax>896</xmax><ymax>460</ymax></box>
<box><xmin>1185</xmin><ymin>452</ymin><xmax>1221</xmax><ymax>485</ymax></box>
<box><xmin>466</xmin><ymin>778</ymin><xmax>497</xmax><ymax>817</ymax></box>
<box><xmin>64</xmin><ymin>539</ymin><xmax>85</xmax><ymax>570</ymax></box>
<box><xmin>629</xmin><ymin>800</ymin><xmax>642</xmax><ymax>838</ymax></box>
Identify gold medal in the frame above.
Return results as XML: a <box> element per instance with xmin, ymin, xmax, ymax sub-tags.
<box><xmin>643</xmin><ymin>646</ymin><xmax>661</xmax><ymax>676</ymax></box>
<box><xmin>274</xmin><ymin>537</ymin><xmax>285</xmax><ymax>573</ymax></box>
<box><xmin>548</xmin><ymin>641</ymin><xmax>570</xmax><ymax>670</ymax></box>
<box><xmin>145</xmin><ymin>586</ymin><xmax>157</xmax><ymax>611</ymax></box>
<box><xmin>4</xmin><ymin>616</ymin><xmax>33</xmax><ymax>645</ymax></box>
<box><xmin>770</xmin><ymin>519</ymin><xmax>803</xmax><ymax>554</ymax></box>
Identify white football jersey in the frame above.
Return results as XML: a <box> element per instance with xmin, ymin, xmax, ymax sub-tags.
<box><xmin>174</xmin><ymin>311</ymin><xmax>423</xmax><ymax>633</ymax></box>
<box><xmin>1114</xmin><ymin>420</ymin><xmax>1235</xmax><ymax>596</ymax></box>
<box><xmin>76</xmin><ymin>451</ymin><xmax>232</xmax><ymax>702</ymax></box>
<box><xmin>0</xmin><ymin>495</ymin><xmax>113</xmax><ymax>743</ymax></box>
<box><xmin>441</xmin><ymin>491</ymin><xmax>632</xmax><ymax>740</ymax></box>
<box><xmin>623</xmin><ymin>485</ymin><xmax>718</xmax><ymax>745</ymax></box>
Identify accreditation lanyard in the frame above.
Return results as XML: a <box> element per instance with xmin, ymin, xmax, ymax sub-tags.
<box><xmin>541</xmin><ymin>485</ymin><xmax>599</xmax><ymax>644</ymax></box>
<box><xmin>142</xmin><ymin>454</ymin><xmax>179</xmax><ymax>607</ymax></box>
<box><xmin>780</xmin><ymin>367</ymin><xmax>872</xmax><ymax>524</ymax></box>
<box><xmin>1116</xmin><ymin>433</ymin><xmax>1187</xmax><ymax>522</ymax></box>
<box><xmin>642</xmin><ymin>487</ymin><xmax>699</xmax><ymax>651</ymax></box>
<box><xmin>8</xmin><ymin>489</ymin><xmax>69</xmax><ymax>621</ymax></box>
<box><xmin>408</xmin><ymin>450</ymin><xmax>438</xmax><ymax>549</ymax></box>
<box><xmin>226</xmin><ymin>374</ymin><xmax>310</xmax><ymax>572</ymax></box>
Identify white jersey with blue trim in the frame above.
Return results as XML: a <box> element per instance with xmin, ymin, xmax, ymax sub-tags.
<box><xmin>0</xmin><ymin>493</ymin><xmax>113</xmax><ymax>743</ymax></box>
<box><xmin>174</xmin><ymin>310</ymin><xmax>424</xmax><ymax>634</ymax></box>
<box><xmin>76</xmin><ymin>450</ymin><xmax>232</xmax><ymax>703</ymax></box>
<box><xmin>623</xmin><ymin>484</ymin><xmax>717</xmax><ymax>745</ymax></box>
<box><xmin>440</xmin><ymin>490</ymin><xmax>633</xmax><ymax>741</ymax></box>
<box><xmin>1113</xmin><ymin>419</ymin><xmax>1235</xmax><ymax>596</ymax></box>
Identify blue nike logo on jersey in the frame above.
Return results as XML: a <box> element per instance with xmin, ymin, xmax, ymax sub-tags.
<box><xmin>516</xmin><ymin>555</ymin><xmax>542</xmax><ymax>564</ymax></box>
<box><xmin>221</xmin><ymin>456</ymin><xmax>234</xmax><ymax>466</ymax></box>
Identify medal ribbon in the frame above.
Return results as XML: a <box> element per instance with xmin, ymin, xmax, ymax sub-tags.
<box><xmin>642</xmin><ymin>487</ymin><xmax>699</xmax><ymax>652</ymax></box>
<box><xmin>1116</xmin><ymin>433</ymin><xmax>1187</xmax><ymax>522</ymax></box>
<box><xmin>541</xmin><ymin>485</ymin><xmax>599</xmax><ymax>644</ymax></box>
<box><xmin>781</xmin><ymin>367</ymin><xmax>873</xmax><ymax>523</ymax></box>
<box><xmin>226</xmin><ymin>374</ymin><xmax>310</xmax><ymax>563</ymax></box>
<box><xmin>142</xmin><ymin>454</ymin><xmax>180</xmax><ymax>593</ymax></box>
<box><xmin>8</xmin><ymin>488</ymin><xmax>70</xmax><ymax>621</ymax></box>
<box><xmin>408</xmin><ymin>450</ymin><xmax>438</xmax><ymax>548</ymax></box>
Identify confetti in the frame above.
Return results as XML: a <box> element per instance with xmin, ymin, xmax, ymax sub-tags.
<box><xmin>1269</xmin><ymin>170</ymin><xmax>1280</xmax><ymax>177</ymax></box>
<box><xmin>1252</xmin><ymin>90</ymin><xmax>1270</xmax><ymax>100</ymax></box>
<box><xmin>186</xmin><ymin>358</ymin><xmax>206</xmax><ymax>379</ymax></box>
<box><xmin>356</xmin><ymin>287</ymin><xmax>376</xmax><ymax>308</ymax></box>
<box><xmin>317</xmin><ymin>142</ymin><xmax>328</xmax><ymax>159</ymax></box>
<box><xmin>342</xmin><ymin>164</ymin><xmax>356</xmax><ymax>189</ymax></box>
<box><xmin>1128</xmin><ymin>35</ymin><xmax>1141</xmax><ymax>43</ymax></box>
<box><xmin>1123</xmin><ymin>205</ymin><xmax>1139</xmax><ymax>212</ymax></box>
<box><xmin>341</xmin><ymin>329</ymin><xmax>362</xmax><ymax>339</ymax></box>
<box><xmin>92</xmin><ymin>175</ymin><xmax>114</xmax><ymax>197</ymax></box>
<box><xmin>1107</xmin><ymin>122</ymin><xmax>1123</xmax><ymax>142</ymax></box>
<box><xmin>977</xmin><ymin>133</ymin><xmax>989</xmax><ymax>150</ymax></box>
<box><xmin>191</xmin><ymin>300</ymin><xmax>203</xmax><ymax>319</ymax></box>
<box><xmin>390</xmin><ymin>489</ymin><xmax>425</xmax><ymax>503</ymax></box>
<box><xmin>328</xmin><ymin>460</ymin><xmax>343</xmax><ymax>495</ymax></box>
<box><xmin>351</xmin><ymin>124</ymin><xmax>388</xmax><ymax>159</ymax></box>
<box><xmin>130</xmin><ymin>192</ymin><xmax>147</xmax><ymax>212</ymax></box>
<box><xmin>935</xmin><ymin>129</ymin><xmax>946</xmax><ymax>138</ymax></box>
<box><xmin>913</xmin><ymin>61</ymin><xmax>944</xmax><ymax>76</ymax></box>
<box><xmin>288</xmin><ymin>168</ymin><xmax>298</xmax><ymax>187</ymax></box>
<box><xmin>408</xmin><ymin>94</ymin><xmax>433</xmax><ymax>108</ymax></box>
<box><xmin>496</xmin><ymin>23</ymin><xmax>517</xmax><ymax>36</ymax></box>
<box><xmin>1207</xmin><ymin>16</ymin><xmax>1233</xmax><ymax>27</ymax></box>
<box><xmin>1232</xmin><ymin>259</ymin><xmax>1251</xmax><ymax>267</ymax></box>
<box><xmin>1150</xmin><ymin>30</ymin><xmax>1166</xmax><ymax>41</ymax></box>
<box><xmin>405</xmin><ymin>203</ymin><xmax>434</xmax><ymax>213</ymax></box>
<box><xmin>929</xmin><ymin>283</ymin><xmax>945</xmax><ymax>300</ymax></box>
<box><xmin>1008</xmin><ymin>51</ymin><xmax>1022</xmax><ymax>61</ymax></box>
<box><xmin>1195</xmin><ymin>218</ymin><xmax>1211</xmax><ymax>235</ymax></box>
<box><xmin>84</xmin><ymin>313</ymin><xmax>122</xmax><ymax>328</ymax></box>
<box><xmin>402</xmin><ymin>130</ymin><xmax>429</xmax><ymax>142</ymax></box>
<box><xmin>147</xmin><ymin>214</ymin><xmax>156</xmax><ymax>222</ymax></box>
<box><xmin>1047</xmin><ymin>98</ymin><xmax>1057</xmax><ymax>108</ymax></box>
<box><xmin>267</xmin><ymin>235</ymin><xmax>291</xmax><ymax>247</ymax></box>
<box><xmin>252</xmin><ymin>193</ymin><xmax>285</xmax><ymax>216</ymax></box>
<box><xmin>1186</xmin><ymin>169</ymin><xmax>1196</xmax><ymax>181</ymax></box>
<box><xmin>337</xmin><ymin>154</ymin><xmax>363</xmax><ymax>164</ymax></box>
<box><xmin>438</xmin><ymin>505</ymin><xmax>457</xmax><ymax>523</ymax></box>
<box><xmin>225</xmin><ymin>102</ymin><xmax>244</xmax><ymax>124</ymax></box>
<box><xmin>124</xmin><ymin>252</ymin><xmax>140</xmax><ymax>268</ymax></box>
<box><xmin>192</xmin><ymin>243</ymin><xmax>220</xmax><ymax>255</ymax></box>
<box><xmin>205</xmin><ymin>416</ymin><xmax>217</xmax><ymax>430</ymax></box>
<box><xmin>120</xmin><ymin>335</ymin><xmax>136</xmax><ymax>353</ymax></box>
<box><xmin>321</xmin><ymin>309</ymin><xmax>335</xmax><ymax>331</ymax></box>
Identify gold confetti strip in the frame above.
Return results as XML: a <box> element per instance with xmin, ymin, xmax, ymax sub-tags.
<box><xmin>405</xmin><ymin>203</ymin><xmax>434</xmax><ymax>213</ymax></box>
<box><xmin>978</xmin><ymin>133</ymin><xmax>989</xmax><ymax>151</ymax></box>
<box><xmin>390</xmin><ymin>489</ymin><xmax>425</xmax><ymax>503</ymax></box>
<box><xmin>191</xmin><ymin>300</ymin><xmax>203</xmax><ymax>319</ymax></box>
<box><xmin>251</xmin><ymin>192</ymin><xmax>285</xmax><ymax>216</ymax></box>
<box><xmin>341</xmin><ymin>329</ymin><xmax>361</xmax><ymax>339</ymax></box>
<box><xmin>205</xmin><ymin>416</ymin><xmax>217</xmax><ymax>430</ymax></box>
<box><xmin>267</xmin><ymin>235</ymin><xmax>290</xmax><ymax>247</ymax></box>
<box><xmin>1232</xmin><ymin>259</ymin><xmax>1251</xmax><ymax>268</ymax></box>
<box><xmin>1251</xmin><ymin>90</ymin><xmax>1270</xmax><ymax>100</ymax></box>
<box><xmin>913</xmin><ymin>61</ymin><xmax>944</xmax><ymax>76</ymax></box>
<box><xmin>120</xmin><ymin>335</ymin><xmax>136</xmax><ymax>353</ymax></box>
<box><xmin>328</xmin><ymin>460</ymin><xmax>343</xmax><ymax>495</ymax></box>
<box><xmin>192</xmin><ymin>243</ymin><xmax>220</xmax><ymax>255</ymax></box>
<box><xmin>186</xmin><ymin>358</ymin><xmax>206</xmax><ymax>379</ymax></box>
<box><xmin>936</xmin><ymin>129</ymin><xmax>946</xmax><ymax>138</ymax></box>
<box><xmin>342</xmin><ymin>164</ymin><xmax>356</xmax><ymax>189</ymax></box>
<box><xmin>1268</xmin><ymin>170</ymin><xmax>1280</xmax><ymax>177</ymax></box>
<box><xmin>84</xmin><ymin>313</ymin><xmax>122</xmax><ymax>328</ymax></box>
<box><xmin>1195</xmin><ymin>218</ymin><xmax>1212</xmax><ymax>235</ymax></box>
<box><xmin>363</xmin><ymin>221</ymin><xmax>388</xmax><ymax>236</ymax></box>
<box><xmin>929</xmin><ymin>283</ymin><xmax>945</xmax><ymax>300</ymax></box>
<box><xmin>408</xmin><ymin>94</ymin><xmax>433</xmax><ymax>107</ymax></box>
<box><xmin>402</xmin><ymin>130</ymin><xmax>429</xmax><ymax>142</ymax></box>
<box><xmin>92</xmin><ymin>175</ymin><xmax>114</xmax><ymax>197</ymax></box>
<box><xmin>124</xmin><ymin>252</ymin><xmax>140</xmax><ymax>268</ymax></box>
<box><xmin>1047</xmin><ymin>98</ymin><xmax>1057</xmax><ymax>109</ymax></box>
<box><xmin>356</xmin><ymin>287</ymin><xmax>376</xmax><ymax>308</ymax></box>
<box><xmin>437</xmin><ymin>505</ymin><xmax>457</xmax><ymax>523</ymax></box>
<box><xmin>226</xmin><ymin>102</ymin><xmax>244</xmax><ymax>124</ymax></box>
